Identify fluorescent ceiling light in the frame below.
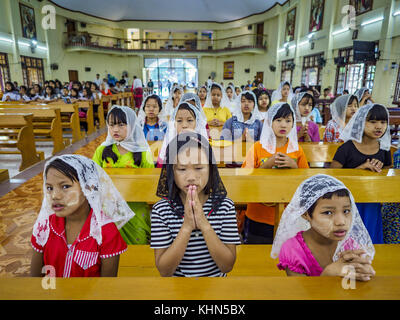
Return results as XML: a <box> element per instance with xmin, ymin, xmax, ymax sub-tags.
<box><xmin>18</xmin><ymin>41</ymin><xmax>30</xmax><ymax>47</ymax></box>
<box><xmin>299</xmin><ymin>40</ymin><xmax>309</xmax><ymax>46</ymax></box>
<box><xmin>0</xmin><ymin>37</ymin><xmax>13</xmax><ymax>43</ymax></box>
<box><xmin>361</xmin><ymin>16</ymin><xmax>384</xmax><ymax>26</ymax></box>
<box><xmin>37</xmin><ymin>45</ymin><xmax>47</xmax><ymax>50</ymax></box>
<box><xmin>332</xmin><ymin>27</ymin><xmax>349</xmax><ymax>36</ymax></box>
<box><xmin>393</xmin><ymin>10</ymin><xmax>400</xmax><ymax>16</ymax></box>
<box><xmin>289</xmin><ymin>45</ymin><xmax>296</xmax><ymax>49</ymax></box>
<box><xmin>307</xmin><ymin>33</ymin><xmax>314</xmax><ymax>39</ymax></box>
<box><xmin>278</xmin><ymin>48</ymin><xmax>285</xmax><ymax>53</ymax></box>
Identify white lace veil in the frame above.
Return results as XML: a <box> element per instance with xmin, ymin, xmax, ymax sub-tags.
<box><xmin>271</xmin><ymin>81</ymin><xmax>295</xmax><ymax>103</ymax></box>
<box><xmin>354</xmin><ymin>87</ymin><xmax>369</xmax><ymax>102</ymax></box>
<box><xmin>233</xmin><ymin>90</ymin><xmax>263</xmax><ymax>125</ymax></box>
<box><xmin>180</xmin><ymin>92</ymin><xmax>207</xmax><ymax>121</ymax></box>
<box><xmin>291</xmin><ymin>92</ymin><xmax>312</xmax><ymax>122</ymax></box>
<box><xmin>330</xmin><ymin>94</ymin><xmax>357</xmax><ymax>132</ymax></box>
<box><xmin>271</xmin><ymin>174</ymin><xmax>375</xmax><ymax>261</ymax></box>
<box><xmin>339</xmin><ymin>104</ymin><xmax>391</xmax><ymax>151</ymax></box>
<box><xmin>203</xmin><ymin>83</ymin><xmax>231</xmax><ymax>110</ymax></box>
<box><xmin>160</xmin><ymin>85</ymin><xmax>184</xmax><ymax>120</ymax></box>
<box><xmin>158</xmin><ymin>102</ymin><xmax>208</xmax><ymax>163</ymax></box>
<box><xmin>137</xmin><ymin>94</ymin><xmax>163</xmax><ymax>127</ymax></box>
<box><xmin>102</xmin><ymin>105</ymin><xmax>151</xmax><ymax>153</ymax></box>
<box><xmin>259</xmin><ymin>102</ymin><xmax>299</xmax><ymax>154</ymax></box>
<box><xmin>32</xmin><ymin>154</ymin><xmax>135</xmax><ymax>246</ymax></box>
<box><xmin>226</xmin><ymin>84</ymin><xmax>238</xmax><ymax>112</ymax></box>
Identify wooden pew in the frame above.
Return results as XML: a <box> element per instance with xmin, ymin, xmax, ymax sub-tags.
<box><xmin>0</xmin><ymin>169</ymin><xmax>9</xmax><ymax>183</ymax></box>
<box><xmin>118</xmin><ymin>244</ymin><xmax>400</xmax><ymax>277</ymax></box>
<box><xmin>0</xmin><ymin>107</ymin><xmax>66</xmax><ymax>155</ymax></box>
<box><xmin>1</xmin><ymin>276</ymin><xmax>399</xmax><ymax>300</ymax></box>
<box><xmin>104</xmin><ymin>168</ymin><xmax>400</xmax><ymax>229</ymax></box>
<box><xmin>1</xmin><ymin>102</ymin><xmax>83</xmax><ymax>144</ymax></box>
<box><xmin>76</xmin><ymin>100</ymin><xmax>95</xmax><ymax>135</ymax></box>
<box><xmin>0</xmin><ymin>113</ymin><xmax>43</xmax><ymax>171</ymax></box>
<box><xmin>148</xmin><ymin>140</ymin><xmax>344</xmax><ymax>167</ymax></box>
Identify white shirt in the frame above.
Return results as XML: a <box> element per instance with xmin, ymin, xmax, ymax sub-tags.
<box><xmin>94</xmin><ymin>78</ymin><xmax>102</xmax><ymax>87</ymax></box>
<box><xmin>133</xmin><ymin>78</ymin><xmax>143</xmax><ymax>89</ymax></box>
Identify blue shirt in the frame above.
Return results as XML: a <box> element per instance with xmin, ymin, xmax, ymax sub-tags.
<box><xmin>220</xmin><ymin>116</ymin><xmax>262</xmax><ymax>141</ymax></box>
<box><xmin>143</xmin><ymin>121</ymin><xmax>167</xmax><ymax>141</ymax></box>
<box><xmin>311</xmin><ymin>107</ymin><xmax>322</xmax><ymax>124</ymax></box>
<box><xmin>394</xmin><ymin>149</ymin><xmax>400</xmax><ymax>169</ymax></box>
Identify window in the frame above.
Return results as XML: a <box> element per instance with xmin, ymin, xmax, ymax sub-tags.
<box><xmin>0</xmin><ymin>52</ymin><xmax>11</xmax><ymax>93</ymax></box>
<box><xmin>21</xmin><ymin>56</ymin><xmax>45</xmax><ymax>87</ymax></box>
<box><xmin>394</xmin><ymin>65</ymin><xmax>400</xmax><ymax>105</ymax></box>
<box><xmin>281</xmin><ymin>59</ymin><xmax>294</xmax><ymax>84</ymax></box>
<box><xmin>144</xmin><ymin>58</ymin><xmax>198</xmax><ymax>98</ymax></box>
<box><xmin>334</xmin><ymin>45</ymin><xmax>377</xmax><ymax>95</ymax></box>
<box><xmin>301</xmin><ymin>53</ymin><xmax>324</xmax><ymax>87</ymax></box>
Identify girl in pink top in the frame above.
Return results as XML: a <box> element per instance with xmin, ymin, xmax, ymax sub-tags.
<box><xmin>291</xmin><ymin>92</ymin><xmax>320</xmax><ymax>142</ymax></box>
<box><xmin>271</xmin><ymin>174</ymin><xmax>376</xmax><ymax>281</ymax></box>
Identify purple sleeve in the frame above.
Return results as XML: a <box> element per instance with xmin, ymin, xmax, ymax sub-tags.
<box><xmin>309</xmin><ymin>121</ymin><xmax>321</xmax><ymax>142</ymax></box>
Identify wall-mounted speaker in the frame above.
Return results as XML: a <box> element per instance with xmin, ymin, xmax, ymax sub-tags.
<box><xmin>248</xmin><ymin>25</ymin><xmax>253</xmax><ymax>30</ymax></box>
<box><xmin>85</xmin><ymin>67</ymin><xmax>91</xmax><ymax>72</ymax></box>
<box><xmin>244</xmin><ymin>68</ymin><xmax>250</xmax><ymax>73</ymax></box>
<box><xmin>80</xmin><ymin>22</ymin><xmax>87</xmax><ymax>28</ymax></box>
<box><xmin>50</xmin><ymin>63</ymin><xmax>59</xmax><ymax>70</ymax></box>
<box><xmin>269</xmin><ymin>65</ymin><xmax>276</xmax><ymax>72</ymax></box>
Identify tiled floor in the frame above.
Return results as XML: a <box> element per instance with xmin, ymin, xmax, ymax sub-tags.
<box><xmin>0</xmin><ymin>128</ymin><xmax>107</xmax><ymax>277</ymax></box>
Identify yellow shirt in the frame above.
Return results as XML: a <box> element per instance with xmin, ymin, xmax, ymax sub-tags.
<box><xmin>203</xmin><ymin>106</ymin><xmax>232</xmax><ymax>124</ymax></box>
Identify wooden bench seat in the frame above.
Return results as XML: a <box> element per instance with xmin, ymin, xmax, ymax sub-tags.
<box><xmin>1</xmin><ymin>276</ymin><xmax>399</xmax><ymax>300</ymax></box>
<box><xmin>118</xmin><ymin>244</ymin><xmax>400</xmax><ymax>277</ymax></box>
<box><xmin>0</xmin><ymin>107</ymin><xmax>66</xmax><ymax>155</ymax></box>
<box><xmin>0</xmin><ymin>102</ymin><xmax>83</xmax><ymax>144</ymax></box>
<box><xmin>105</xmin><ymin>168</ymin><xmax>400</xmax><ymax>231</ymax></box>
<box><xmin>76</xmin><ymin>100</ymin><xmax>95</xmax><ymax>135</ymax></box>
<box><xmin>0</xmin><ymin>113</ymin><xmax>43</xmax><ymax>171</ymax></box>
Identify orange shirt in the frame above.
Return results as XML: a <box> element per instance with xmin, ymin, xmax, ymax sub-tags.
<box><xmin>241</xmin><ymin>140</ymin><xmax>309</xmax><ymax>226</ymax></box>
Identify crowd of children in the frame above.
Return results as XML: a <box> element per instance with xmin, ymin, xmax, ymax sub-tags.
<box><xmin>25</xmin><ymin>76</ymin><xmax>399</xmax><ymax>281</ymax></box>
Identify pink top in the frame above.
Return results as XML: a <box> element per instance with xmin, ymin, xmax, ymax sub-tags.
<box><xmin>277</xmin><ymin>231</ymin><xmax>359</xmax><ymax>276</ymax></box>
<box><xmin>296</xmin><ymin>120</ymin><xmax>320</xmax><ymax>142</ymax></box>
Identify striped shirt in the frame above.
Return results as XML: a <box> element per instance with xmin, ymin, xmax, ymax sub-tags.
<box><xmin>151</xmin><ymin>197</ymin><xmax>241</xmax><ymax>277</ymax></box>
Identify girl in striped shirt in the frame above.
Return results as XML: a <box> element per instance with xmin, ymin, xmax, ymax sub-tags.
<box><xmin>151</xmin><ymin>132</ymin><xmax>241</xmax><ymax>277</ymax></box>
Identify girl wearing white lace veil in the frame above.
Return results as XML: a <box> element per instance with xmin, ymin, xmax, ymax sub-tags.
<box><xmin>203</xmin><ymin>83</ymin><xmax>232</xmax><ymax>127</ymax></box>
<box><xmin>225</xmin><ymin>84</ymin><xmax>238</xmax><ymax>113</ymax></box>
<box><xmin>31</xmin><ymin>154</ymin><xmax>132</xmax><ymax>277</ymax></box>
<box><xmin>323</xmin><ymin>94</ymin><xmax>359</xmax><ymax>142</ymax></box>
<box><xmin>291</xmin><ymin>92</ymin><xmax>320</xmax><ymax>142</ymax></box>
<box><xmin>271</xmin><ymin>81</ymin><xmax>294</xmax><ymax>105</ymax></box>
<box><xmin>180</xmin><ymin>92</ymin><xmax>208</xmax><ymax>121</ymax></box>
<box><xmin>331</xmin><ymin>104</ymin><xmax>392</xmax><ymax>244</ymax></box>
<box><xmin>138</xmin><ymin>94</ymin><xmax>168</xmax><ymax>141</ymax></box>
<box><xmin>220</xmin><ymin>90</ymin><xmax>263</xmax><ymax>142</ymax></box>
<box><xmin>271</xmin><ymin>174</ymin><xmax>375</xmax><ymax>281</ymax></box>
<box><xmin>197</xmin><ymin>85</ymin><xmax>208</xmax><ymax>107</ymax></box>
<box><xmin>354</xmin><ymin>87</ymin><xmax>375</xmax><ymax>107</ymax></box>
<box><xmin>92</xmin><ymin>105</ymin><xmax>155</xmax><ymax>245</ymax></box>
<box><xmin>160</xmin><ymin>85</ymin><xmax>184</xmax><ymax>121</ymax></box>
<box><xmin>241</xmin><ymin>103</ymin><xmax>309</xmax><ymax>244</ymax></box>
<box><xmin>156</xmin><ymin>101</ymin><xmax>208</xmax><ymax>168</ymax></box>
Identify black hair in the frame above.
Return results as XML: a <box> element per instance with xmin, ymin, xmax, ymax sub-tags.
<box><xmin>348</xmin><ymin>95</ymin><xmax>359</xmax><ymax>107</ymax></box>
<box><xmin>306</xmin><ymin>189</ymin><xmax>350</xmax><ymax>218</ymax></box>
<box><xmin>144</xmin><ymin>94</ymin><xmax>162</xmax><ymax>112</ymax></box>
<box><xmin>211</xmin><ymin>84</ymin><xmax>222</xmax><ymax>92</ymax></box>
<box><xmin>70</xmin><ymin>88</ymin><xmax>79</xmax><ymax>97</ymax></box>
<box><xmin>175</xmin><ymin>102</ymin><xmax>196</xmax><ymax>119</ymax></box>
<box><xmin>91</xmin><ymin>83</ymin><xmax>99</xmax><ymax>91</ymax></box>
<box><xmin>103</xmin><ymin>107</ymin><xmax>142</xmax><ymax>166</ymax></box>
<box><xmin>273</xmin><ymin>103</ymin><xmax>294</xmax><ymax>121</ymax></box>
<box><xmin>44</xmin><ymin>85</ymin><xmax>55</xmax><ymax>97</ymax></box>
<box><xmin>20</xmin><ymin>85</ymin><xmax>27</xmax><ymax>92</ymax></box>
<box><xmin>82</xmin><ymin>87</ymin><xmax>92</xmax><ymax>98</ymax></box>
<box><xmin>366</xmin><ymin>104</ymin><xmax>388</xmax><ymax>122</ymax></box>
<box><xmin>45</xmin><ymin>158</ymin><xmax>79</xmax><ymax>183</ymax></box>
<box><xmin>241</xmin><ymin>92</ymin><xmax>255</xmax><ymax>104</ymax></box>
<box><xmin>299</xmin><ymin>93</ymin><xmax>315</xmax><ymax>109</ymax></box>
<box><xmin>157</xmin><ymin>132</ymin><xmax>227</xmax><ymax>216</ymax></box>
<box><xmin>282</xmin><ymin>82</ymin><xmax>291</xmax><ymax>88</ymax></box>
<box><xmin>5</xmin><ymin>81</ymin><xmax>14</xmax><ymax>93</ymax></box>
<box><xmin>256</xmin><ymin>89</ymin><xmax>271</xmax><ymax>108</ymax></box>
